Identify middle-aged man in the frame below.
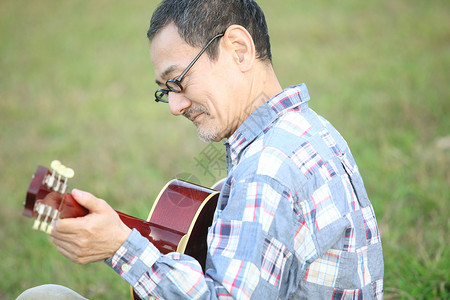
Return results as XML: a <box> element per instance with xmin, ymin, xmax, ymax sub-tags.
<box><xmin>20</xmin><ymin>0</ymin><xmax>384</xmax><ymax>299</ymax></box>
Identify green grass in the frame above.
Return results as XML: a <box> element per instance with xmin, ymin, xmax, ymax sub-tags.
<box><xmin>1</xmin><ymin>0</ymin><xmax>449</xmax><ymax>299</ymax></box>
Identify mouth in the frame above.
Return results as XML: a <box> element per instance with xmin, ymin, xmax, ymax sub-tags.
<box><xmin>184</xmin><ymin>105</ymin><xmax>209</xmax><ymax>124</ymax></box>
<box><xmin>190</xmin><ymin>112</ymin><xmax>203</xmax><ymax>123</ymax></box>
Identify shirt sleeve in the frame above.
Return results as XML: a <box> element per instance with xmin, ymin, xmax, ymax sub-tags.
<box><xmin>104</xmin><ymin>177</ymin><xmax>298</xmax><ymax>300</ymax></box>
<box><xmin>104</xmin><ymin>229</ymin><xmax>211</xmax><ymax>299</ymax></box>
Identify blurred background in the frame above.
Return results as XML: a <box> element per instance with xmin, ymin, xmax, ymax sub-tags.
<box><xmin>0</xmin><ymin>0</ymin><xmax>448</xmax><ymax>299</ymax></box>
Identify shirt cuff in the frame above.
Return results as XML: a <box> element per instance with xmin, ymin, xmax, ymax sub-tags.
<box><xmin>104</xmin><ymin>228</ymin><xmax>160</xmax><ymax>286</ymax></box>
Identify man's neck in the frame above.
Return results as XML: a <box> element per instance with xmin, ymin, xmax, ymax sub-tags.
<box><xmin>245</xmin><ymin>63</ymin><xmax>282</xmax><ymax>117</ymax></box>
<box><xmin>222</xmin><ymin>63</ymin><xmax>283</xmax><ymax>141</ymax></box>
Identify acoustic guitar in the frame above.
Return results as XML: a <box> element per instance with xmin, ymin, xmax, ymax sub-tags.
<box><xmin>23</xmin><ymin>160</ymin><xmax>224</xmax><ymax>299</ymax></box>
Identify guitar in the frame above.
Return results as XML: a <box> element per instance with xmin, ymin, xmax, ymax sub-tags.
<box><xmin>23</xmin><ymin>160</ymin><xmax>224</xmax><ymax>299</ymax></box>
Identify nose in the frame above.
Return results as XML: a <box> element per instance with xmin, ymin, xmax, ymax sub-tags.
<box><xmin>168</xmin><ymin>92</ymin><xmax>192</xmax><ymax>116</ymax></box>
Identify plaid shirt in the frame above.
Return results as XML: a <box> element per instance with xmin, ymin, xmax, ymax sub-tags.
<box><xmin>105</xmin><ymin>84</ymin><xmax>384</xmax><ymax>299</ymax></box>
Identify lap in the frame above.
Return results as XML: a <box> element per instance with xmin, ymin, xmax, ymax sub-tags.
<box><xmin>16</xmin><ymin>284</ymin><xmax>88</xmax><ymax>300</ymax></box>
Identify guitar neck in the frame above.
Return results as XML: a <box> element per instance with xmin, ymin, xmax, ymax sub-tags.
<box><xmin>25</xmin><ymin>162</ymin><xmax>222</xmax><ymax>300</ymax></box>
<box><xmin>36</xmin><ymin>191</ymin><xmax>185</xmax><ymax>254</ymax></box>
<box><xmin>25</xmin><ymin>163</ymin><xmax>220</xmax><ymax>263</ymax></box>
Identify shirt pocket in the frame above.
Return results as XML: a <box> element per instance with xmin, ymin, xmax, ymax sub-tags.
<box><xmin>337</xmin><ymin>152</ymin><xmax>370</xmax><ymax>208</ymax></box>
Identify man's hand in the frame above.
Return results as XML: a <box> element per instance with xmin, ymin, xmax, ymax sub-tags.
<box><xmin>51</xmin><ymin>189</ymin><xmax>132</xmax><ymax>264</ymax></box>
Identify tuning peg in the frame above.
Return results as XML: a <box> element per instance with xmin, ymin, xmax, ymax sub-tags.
<box><xmin>57</xmin><ymin>164</ymin><xmax>66</xmax><ymax>176</ymax></box>
<box><xmin>63</xmin><ymin>167</ymin><xmax>75</xmax><ymax>179</ymax></box>
<box><xmin>47</xmin><ymin>160</ymin><xmax>75</xmax><ymax>193</ymax></box>
<box><xmin>50</xmin><ymin>160</ymin><xmax>62</xmax><ymax>171</ymax></box>
<box><xmin>45</xmin><ymin>160</ymin><xmax>61</xmax><ymax>188</ymax></box>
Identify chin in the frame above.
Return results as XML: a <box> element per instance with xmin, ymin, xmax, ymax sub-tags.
<box><xmin>197</xmin><ymin>126</ymin><xmax>221</xmax><ymax>143</ymax></box>
<box><xmin>197</xmin><ymin>131</ymin><xmax>219</xmax><ymax>143</ymax></box>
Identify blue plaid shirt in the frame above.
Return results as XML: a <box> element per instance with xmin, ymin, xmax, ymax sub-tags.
<box><xmin>105</xmin><ymin>84</ymin><xmax>384</xmax><ymax>299</ymax></box>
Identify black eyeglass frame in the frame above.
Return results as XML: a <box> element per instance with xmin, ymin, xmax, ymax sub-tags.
<box><xmin>154</xmin><ymin>33</ymin><xmax>225</xmax><ymax>103</ymax></box>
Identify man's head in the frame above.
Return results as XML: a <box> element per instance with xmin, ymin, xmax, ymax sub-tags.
<box><xmin>147</xmin><ymin>0</ymin><xmax>272</xmax><ymax>63</ymax></box>
<box><xmin>148</xmin><ymin>0</ymin><xmax>281</xmax><ymax>142</ymax></box>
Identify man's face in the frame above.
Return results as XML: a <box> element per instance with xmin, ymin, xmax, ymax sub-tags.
<box><xmin>150</xmin><ymin>23</ymin><xmax>246</xmax><ymax>142</ymax></box>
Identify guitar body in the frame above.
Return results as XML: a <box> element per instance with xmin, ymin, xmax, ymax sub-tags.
<box><xmin>24</xmin><ymin>164</ymin><xmax>222</xmax><ymax>300</ymax></box>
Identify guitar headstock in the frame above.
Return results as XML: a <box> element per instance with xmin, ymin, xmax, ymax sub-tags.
<box><xmin>23</xmin><ymin>160</ymin><xmax>75</xmax><ymax>234</ymax></box>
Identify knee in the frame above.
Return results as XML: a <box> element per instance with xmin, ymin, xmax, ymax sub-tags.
<box><xmin>16</xmin><ymin>284</ymin><xmax>87</xmax><ymax>300</ymax></box>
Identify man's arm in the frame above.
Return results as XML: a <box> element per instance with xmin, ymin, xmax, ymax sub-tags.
<box><xmin>50</xmin><ymin>181</ymin><xmax>298</xmax><ymax>299</ymax></box>
<box><xmin>104</xmin><ymin>178</ymin><xmax>299</xmax><ymax>300</ymax></box>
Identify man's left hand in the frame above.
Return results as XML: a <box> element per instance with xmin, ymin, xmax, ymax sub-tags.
<box><xmin>51</xmin><ymin>189</ymin><xmax>132</xmax><ymax>264</ymax></box>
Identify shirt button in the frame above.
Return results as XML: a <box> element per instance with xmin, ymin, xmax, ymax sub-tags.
<box><xmin>122</xmin><ymin>263</ymin><xmax>131</xmax><ymax>272</ymax></box>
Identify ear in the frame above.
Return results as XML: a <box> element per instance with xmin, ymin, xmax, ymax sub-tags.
<box><xmin>222</xmin><ymin>25</ymin><xmax>256</xmax><ymax>72</ymax></box>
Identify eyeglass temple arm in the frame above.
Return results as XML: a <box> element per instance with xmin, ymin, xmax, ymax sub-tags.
<box><xmin>174</xmin><ymin>33</ymin><xmax>225</xmax><ymax>81</ymax></box>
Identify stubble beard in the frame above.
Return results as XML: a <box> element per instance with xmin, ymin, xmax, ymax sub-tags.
<box><xmin>184</xmin><ymin>105</ymin><xmax>219</xmax><ymax>143</ymax></box>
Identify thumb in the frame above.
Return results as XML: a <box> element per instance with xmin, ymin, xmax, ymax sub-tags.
<box><xmin>71</xmin><ymin>189</ymin><xmax>106</xmax><ymax>213</ymax></box>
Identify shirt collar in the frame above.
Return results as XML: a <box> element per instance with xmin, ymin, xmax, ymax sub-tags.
<box><xmin>225</xmin><ymin>83</ymin><xmax>310</xmax><ymax>165</ymax></box>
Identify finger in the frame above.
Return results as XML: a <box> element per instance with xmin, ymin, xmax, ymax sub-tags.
<box><xmin>52</xmin><ymin>235</ymin><xmax>80</xmax><ymax>257</ymax></box>
<box><xmin>51</xmin><ymin>225</ymin><xmax>78</xmax><ymax>243</ymax></box>
<box><xmin>52</xmin><ymin>234</ymin><xmax>76</xmax><ymax>250</ymax></box>
<box><xmin>52</xmin><ymin>234</ymin><xmax>90</xmax><ymax>262</ymax></box>
<box><xmin>71</xmin><ymin>189</ymin><xmax>107</xmax><ymax>213</ymax></box>
<box><xmin>55</xmin><ymin>244</ymin><xmax>75</xmax><ymax>261</ymax></box>
<box><xmin>54</xmin><ymin>239</ymin><xmax>106</xmax><ymax>265</ymax></box>
<box><xmin>55</xmin><ymin>242</ymin><xmax>86</xmax><ymax>264</ymax></box>
<box><xmin>51</xmin><ymin>218</ymin><xmax>86</xmax><ymax>235</ymax></box>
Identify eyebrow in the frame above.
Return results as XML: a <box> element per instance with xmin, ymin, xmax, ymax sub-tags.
<box><xmin>155</xmin><ymin>65</ymin><xmax>180</xmax><ymax>86</ymax></box>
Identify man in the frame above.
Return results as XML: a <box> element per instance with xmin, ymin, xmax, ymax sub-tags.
<box><xmin>19</xmin><ymin>0</ymin><xmax>384</xmax><ymax>299</ymax></box>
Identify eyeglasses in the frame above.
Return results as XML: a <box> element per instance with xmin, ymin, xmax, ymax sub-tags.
<box><xmin>154</xmin><ymin>33</ymin><xmax>224</xmax><ymax>103</ymax></box>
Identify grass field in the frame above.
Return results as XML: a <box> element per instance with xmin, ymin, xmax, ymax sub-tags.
<box><xmin>1</xmin><ymin>0</ymin><xmax>449</xmax><ymax>299</ymax></box>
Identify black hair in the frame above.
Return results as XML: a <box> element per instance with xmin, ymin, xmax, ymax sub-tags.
<box><xmin>147</xmin><ymin>0</ymin><xmax>272</xmax><ymax>62</ymax></box>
